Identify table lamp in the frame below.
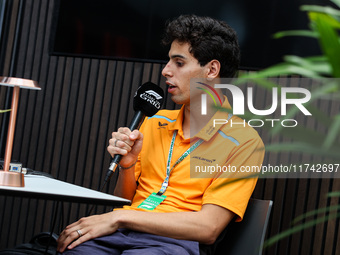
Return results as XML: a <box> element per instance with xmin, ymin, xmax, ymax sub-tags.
<box><xmin>0</xmin><ymin>76</ymin><xmax>41</xmax><ymax>187</ymax></box>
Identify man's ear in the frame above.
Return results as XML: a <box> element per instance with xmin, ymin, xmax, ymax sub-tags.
<box><xmin>206</xmin><ymin>60</ymin><xmax>221</xmax><ymax>80</ymax></box>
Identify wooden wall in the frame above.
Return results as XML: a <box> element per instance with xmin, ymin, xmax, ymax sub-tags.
<box><xmin>0</xmin><ymin>1</ymin><xmax>339</xmax><ymax>254</ymax></box>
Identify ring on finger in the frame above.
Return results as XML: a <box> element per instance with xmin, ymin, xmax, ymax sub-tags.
<box><xmin>76</xmin><ymin>229</ymin><xmax>83</xmax><ymax>238</ymax></box>
<box><xmin>114</xmin><ymin>139</ymin><xmax>119</xmax><ymax>147</ymax></box>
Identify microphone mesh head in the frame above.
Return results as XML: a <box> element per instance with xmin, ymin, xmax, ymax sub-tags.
<box><xmin>133</xmin><ymin>82</ymin><xmax>164</xmax><ymax>117</ymax></box>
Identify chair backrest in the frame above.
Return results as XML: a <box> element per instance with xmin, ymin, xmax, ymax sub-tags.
<box><xmin>214</xmin><ymin>198</ymin><xmax>273</xmax><ymax>255</ymax></box>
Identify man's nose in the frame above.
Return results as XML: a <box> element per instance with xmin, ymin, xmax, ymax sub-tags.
<box><xmin>162</xmin><ymin>61</ymin><xmax>172</xmax><ymax>77</ymax></box>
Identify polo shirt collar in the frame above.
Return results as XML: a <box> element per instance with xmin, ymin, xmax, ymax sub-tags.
<box><xmin>168</xmin><ymin>96</ymin><xmax>231</xmax><ymax>142</ymax></box>
<box><xmin>195</xmin><ymin>95</ymin><xmax>231</xmax><ymax>141</ymax></box>
<box><xmin>168</xmin><ymin>105</ymin><xmax>185</xmax><ymax>138</ymax></box>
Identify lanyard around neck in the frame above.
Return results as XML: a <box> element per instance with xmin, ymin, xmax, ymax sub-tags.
<box><xmin>157</xmin><ymin>130</ymin><xmax>203</xmax><ymax>195</ymax></box>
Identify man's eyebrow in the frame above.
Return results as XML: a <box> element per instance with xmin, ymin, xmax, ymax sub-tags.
<box><xmin>170</xmin><ymin>54</ymin><xmax>187</xmax><ymax>59</ymax></box>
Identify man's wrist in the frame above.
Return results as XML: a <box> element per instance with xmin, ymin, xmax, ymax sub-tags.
<box><xmin>119</xmin><ymin>159</ymin><xmax>137</xmax><ymax>171</ymax></box>
<box><xmin>113</xmin><ymin>209</ymin><xmax>131</xmax><ymax>229</ymax></box>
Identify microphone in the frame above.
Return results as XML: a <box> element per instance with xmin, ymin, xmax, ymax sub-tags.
<box><xmin>106</xmin><ymin>82</ymin><xmax>164</xmax><ymax>180</ymax></box>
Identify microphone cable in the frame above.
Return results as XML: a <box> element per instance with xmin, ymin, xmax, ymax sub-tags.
<box><xmin>87</xmin><ymin>165</ymin><xmax>120</xmax><ymax>216</ymax></box>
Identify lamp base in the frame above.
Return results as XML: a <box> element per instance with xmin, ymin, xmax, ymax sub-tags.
<box><xmin>0</xmin><ymin>170</ymin><xmax>25</xmax><ymax>187</ymax></box>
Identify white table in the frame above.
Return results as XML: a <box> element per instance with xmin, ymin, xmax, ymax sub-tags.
<box><xmin>0</xmin><ymin>174</ymin><xmax>130</xmax><ymax>251</ymax></box>
<box><xmin>0</xmin><ymin>174</ymin><xmax>130</xmax><ymax>206</ymax></box>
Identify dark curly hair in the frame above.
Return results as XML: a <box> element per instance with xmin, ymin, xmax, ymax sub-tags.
<box><xmin>162</xmin><ymin>14</ymin><xmax>240</xmax><ymax>78</ymax></box>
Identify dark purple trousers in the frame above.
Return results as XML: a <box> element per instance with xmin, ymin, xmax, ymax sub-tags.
<box><xmin>59</xmin><ymin>229</ymin><xmax>199</xmax><ymax>255</ymax></box>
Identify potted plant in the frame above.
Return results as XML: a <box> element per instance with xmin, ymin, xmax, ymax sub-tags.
<box><xmin>235</xmin><ymin>0</ymin><xmax>340</xmax><ymax>248</ymax></box>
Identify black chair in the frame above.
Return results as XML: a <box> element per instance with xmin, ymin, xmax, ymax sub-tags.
<box><xmin>213</xmin><ymin>198</ymin><xmax>273</xmax><ymax>255</ymax></box>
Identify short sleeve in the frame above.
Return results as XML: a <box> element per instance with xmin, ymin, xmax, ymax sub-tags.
<box><xmin>202</xmin><ymin>137</ymin><xmax>264</xmax><ymax>221</ymax></box>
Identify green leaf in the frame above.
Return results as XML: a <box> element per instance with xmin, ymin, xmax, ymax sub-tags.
<box><xmin>270</xmin><ymin>80</ymin><xmax>339</xmax><ymax>135</ymax></box>
<box><xmin>283</xmin><ymin>55</ymin><xmax>332</xmax><ymax>75</ymax></box>
<box><xmin>265</xmin><ymin>142</ymin><xmax>340</xmax><ymax>160</ymax></box>
<box><xmin>273</xmin><ymin>30</ymin><xmax>318</xmax><ymax>39</ymax></box>
<box><xmin>235</xmin><ymin>77</ymin><xmax>281</xmax><ymax>90</ymax></box>
<box><xmin>328</xmin><ymin>191</ymin><xmax>340</xmax><ymax>197</ymax></box>
<box><xmin>310</xmin><ymin>12</ymin><xmax>340</xmax><ymax>77</ymax></box>
<box><xmin>277</xmin><ymin>126</ymin><xmax>330</xmax><ymax>147</ymax></box>
<box><xmin>292</xmin><ymin>204</ymin><xmax>340</xmax><ymax>224</ymax></box>
<box><xmin>331</xmin><ymin>0</ymin><xmax>340</xmax><ymax>8</ymax></box>
<box><xmin>301</xmin><ymin>5</ymin><xmax>340</xmax><ymax>18</ymax></box>
<box><xmin>322</xmin><ymin>114</ymin><xmax>340</xmax><ymax>149</ymax></box>
<box><xmin>306</xmin><ymin>104</ymin><xmax>333</xmax><ymax>127</ymax></box>
<box><xmin>239</xmin><ymin>63</ymin><xmax>322</xmax><ymax>79</ymax></box>
<box><xmin>0</xmin><ymin>109</ymin><xmax>11</xmax><ymax>113</ymax></box>
<box><xmin>264</xmin><ymin>212</ymin><xmax>340</xmax><ymax>248</ymax></box>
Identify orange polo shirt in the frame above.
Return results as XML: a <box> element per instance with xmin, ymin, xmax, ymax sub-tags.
<box><xmin>121</xmin><ymin>97</ymin><xmax>264</xmax><ymax>221</ymax></box>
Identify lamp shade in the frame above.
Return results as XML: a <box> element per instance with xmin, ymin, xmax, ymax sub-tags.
<box><xmin>0</xmin><ymin>76</ymin><xmax>40</xmax><ymax>90</ymax></box>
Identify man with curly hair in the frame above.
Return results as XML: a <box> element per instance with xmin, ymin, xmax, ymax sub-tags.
<box><xmin>57</xmin><ymin>14</ymin><xmax>264</xmax><ymax>255</ymax></box>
